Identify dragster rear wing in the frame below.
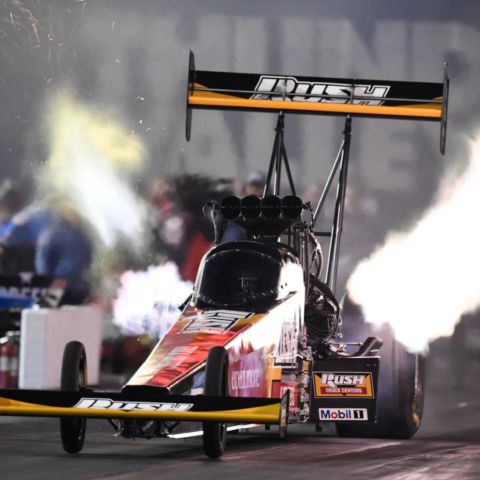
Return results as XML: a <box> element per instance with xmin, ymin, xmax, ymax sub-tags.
<box><xmin>0</xmin><ymin>388</ymin><xmax>287</xmax><ymax>425</ymax></box>
<box><xmin>186</xmin><ymin>51</ymin><xmax>449</xmax><ymax>154</ymax></box>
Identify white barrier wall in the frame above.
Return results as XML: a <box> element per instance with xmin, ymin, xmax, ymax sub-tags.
<box><xmin>19</xmin><ymin>306</ymin><xmax>102</xmax><ymax>389</ymax></box>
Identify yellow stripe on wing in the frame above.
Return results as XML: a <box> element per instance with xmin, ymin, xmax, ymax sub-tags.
<box><xmin>189</xmin><ymin>87</ymin><xmax>442</xmax><ymax>120</ymax></box>
<box><xmin>0</xmin><ymin>397</ymin><xmax>281</xmax><ymax>424</ymax></box>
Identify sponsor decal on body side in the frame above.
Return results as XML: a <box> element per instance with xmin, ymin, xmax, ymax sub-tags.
<box><xmin>156</xmin><ymin>346</ymin><xmax>198</xmax><ymax>370</ymax></box>
<box><xmin>318</xmin><ymin>408</ymin><xmax>368</xmax><ymax>421</ymax></box>
<box><xmin>314</xmin><ymin>372</ymin><xmax>374</xmax><ymax>398</ymax></box>
<box><xmin>231</xmin><ymin>368</ymin><xmax>261</xmax><ymax>391</ymax></box>
<box><xmin>230</xmin><ymin>350</ymin><xmax>265</xmax><ymax>397</ymax></box>
<box><xmin>272</xmin><ymin>380</ymin><xmax>299</xmax><ymax>409</ymax></box>
<box><xmin>279</xmin><ymin>384</ymin><xmax>298</xmax><ymax>409</ymax></box>
<box><xmin>74</xmin><ymin>398</ymin><xmax>194</xmax><ymax>412</ymax></box>
<box><xmin>180</xmin><ymin>310</ymin><xmax>253</xmax><ymax>334</ymax></box>
<box><xmin>274</xmin><ymin>306</ymin><xmax>301</xmax><ymax>365</ymax></box>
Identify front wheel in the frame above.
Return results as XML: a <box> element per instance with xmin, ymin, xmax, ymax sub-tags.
<box><xmin>203</xmin><ymin>346</ymin><xmax>229</xmax><ymax>459</ymax></box>
<box><xmin>60</xmin><ymin>341</ymin><xmax>88</xmax><ymax>454</ymax></box>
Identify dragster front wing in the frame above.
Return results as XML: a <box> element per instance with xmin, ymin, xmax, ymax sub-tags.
<box><xmin>0</xmin><ymin>388</ymin><xmax>288</xmax><ymax>425</ymax></box>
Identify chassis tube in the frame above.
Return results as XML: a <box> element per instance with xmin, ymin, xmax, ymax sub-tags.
<box><xmin>326</xmin><ymin>116</ymin><xmax>352</xmax><ymax>293</ymax></box>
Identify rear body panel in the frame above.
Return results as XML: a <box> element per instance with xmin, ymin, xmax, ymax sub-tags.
<box><xmin>310</xmin><ymin>357</ymin><xmax>379</xmax><ymax>423</ymax></box>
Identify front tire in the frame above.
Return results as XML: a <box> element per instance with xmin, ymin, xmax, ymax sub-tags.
<box><xmin>203</xmin><ymin>346</ymin><xmax>229</xmax><ymax>459</ymax></box>
<box><xmin>60</xmin><ymin>341</ymin><xmax>88</xmax><ymax>454</ymax></box>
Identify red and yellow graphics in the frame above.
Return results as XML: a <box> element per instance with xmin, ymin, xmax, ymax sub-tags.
<box><xmin>314</xmin><ymin>372</ymin><xmax>374</xmax><ymax>398</ymax></box>
<box><xmin>272</xmin><ymin>381</ymin><xmax>299</xmax><ymax>410</ymax></box>
<box><xmin>127</xmin><ymin>293</ymin><xmax>304</xmax><ymax>398</ymax></box>
<box><xmin>127</xmin><ymin>309</ymin><xmax>262</xmax><ymax>388</ymax></box>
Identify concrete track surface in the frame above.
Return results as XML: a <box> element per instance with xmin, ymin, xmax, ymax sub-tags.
<box><xmin>1</xmin><ymin>374</ymin><xmax>479</xmax><ymax>480</ymax></box>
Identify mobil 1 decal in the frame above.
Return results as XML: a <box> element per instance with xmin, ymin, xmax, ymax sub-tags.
<box><xmin>314</xmin><ymin>372</ymin><xmax>374</xmax><ymax>398</ymax></box>
<box><xmin>318</xmin><ymin>408</ymin><xmax>368</xmax><ymax>421</ymax></box>
<box><xmin>180</xmin><ymin>310</ymin><xmax>253</xmax><ymax>334</ymax></box>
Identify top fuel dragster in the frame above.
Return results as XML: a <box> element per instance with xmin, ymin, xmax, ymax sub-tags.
<box><xmin>0</xmin><ymin>51</ymin><xmax>448</xmax><ymax>458</ymax></box>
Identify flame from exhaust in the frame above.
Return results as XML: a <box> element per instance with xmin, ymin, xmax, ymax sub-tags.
<box><xmin>113</xmin><ymin>262</ymin><xmax>193</xmax><ymax>338</ymax></box>
<box><xmin>347</xmin><ymin>138</ymin><xmax>480</xmax><ymax>353</ymax></box>
<box><xmin>43</xmin><ymin>91</ymin><xmax>147</xmax><ymax>247</ymax></box>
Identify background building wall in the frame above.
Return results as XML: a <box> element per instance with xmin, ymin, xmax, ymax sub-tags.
<box><xmin>1</xmin><ymin>0</ymin><xmax>479</xmax><ymax>269</ymax></box>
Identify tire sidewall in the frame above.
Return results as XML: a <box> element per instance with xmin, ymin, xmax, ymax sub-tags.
<box><xmin>60</xmin><ymin>341</ymin><xmax>87</xmax><ymax>454</ymax></box>
<box><xmin>203</xmin><ymin>346</ymin><xmax>228</xmax><ymax>458</ymax></box>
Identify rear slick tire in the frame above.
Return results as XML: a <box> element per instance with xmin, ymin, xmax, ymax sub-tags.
<box><xmin>202</xmin><ymin>346</ymin><xmax>229</xmax><ymax>459</ymax></box>
<box><xmin>60</xmin><ymin>341</ymin><xmax>88</xmax><ymax>454</ymax></box>
<box><xmin>337</xmin><ymin>339</ymin><xmax>425</xmax><ymax>439</ymax></box>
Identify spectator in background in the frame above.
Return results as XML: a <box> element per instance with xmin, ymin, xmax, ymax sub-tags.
<box><xmin>244</xmin><ymin>170</ymin><xmax>267</xmax><ymax>196</ymax></box>
<box><xmin>170</xmin><ymin>175</ymin><xmax>214</xmax><ymax>282</ymax></box>
<box><xmin>149</xmin><ymin>178</ymin><xmax>175</xmax><ymax>219</ymax></box>
<box><xmin>148</xmin><ymin>177</ymin><xmax>188</xmax><ymax>267</ymax></box>
<box><xmin>0</xmin><ymin>179</ymin><xmax>23</xmax><ymax>239</ymax></box>
<box><xmin>0</xmin><ymin>178</ymin><xmax>51</xmax><ymax>274</ymax></box>
<box><xmin>221</xmin><ymin>171</ymin><xmax>267</xmax><ymax>243</ymax></box>
<box><xmin>35</xmin><ymin>204</ymin><xmax>93</xmax><ymax>305</ymax></box>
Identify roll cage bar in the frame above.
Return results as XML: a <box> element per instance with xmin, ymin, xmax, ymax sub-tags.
<box><xmin>261</xmin><ymin>111</ymin><xmax>352</xmax><ymax>294</ymax></box>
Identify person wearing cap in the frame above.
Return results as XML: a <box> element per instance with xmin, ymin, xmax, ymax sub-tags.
<box><xmin>244</xmin><ymin>170</ymin><xmax>267</xmax><ymax>196</ymax></box>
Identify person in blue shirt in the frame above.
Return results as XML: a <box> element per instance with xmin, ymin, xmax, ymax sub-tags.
<box><xmin>0</xmin><ymin>179</ymin><xmax>51</xmax><ymax>273</ymax></box>
<box><xmin>35</xmin><ymin>208</ymin><xmax>93</xmax><ymax>305</ymax></box>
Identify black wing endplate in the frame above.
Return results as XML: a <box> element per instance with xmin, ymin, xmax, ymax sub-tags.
<box><xmin>186</xmin><ymin>51</ymin><xmax>449</xmax><ymax>153</ymax></box>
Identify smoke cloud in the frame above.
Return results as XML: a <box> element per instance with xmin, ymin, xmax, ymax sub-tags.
<box><xmin>41</xmin><ymin>90</ymin><xmax>148</xmax><ymax>250</ymax></box>
<box><xmin>347</xmin><ymin>136</ymin><xmax>480</xmax><ymax>352</ymax></box>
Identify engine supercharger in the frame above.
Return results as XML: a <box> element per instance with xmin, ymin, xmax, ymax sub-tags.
<box><xmin>0</xmin><ymin>331</ymin><xmax>20</xmax><ymax>388</ymax></box>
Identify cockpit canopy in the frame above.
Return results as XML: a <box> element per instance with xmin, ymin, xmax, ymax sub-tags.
<box><xmin>192</xmin><ymin>241</ymin><xmax>303</xmax><ymax>310</ymax></box>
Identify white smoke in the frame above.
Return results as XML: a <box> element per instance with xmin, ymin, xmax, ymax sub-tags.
<box><xmin>60</xmin><ymin>136</ymin><xmax>146</xmax><ymax>247</ymax></box>
<box><xmin>347</xmin><ymin>137</ymin><xmax>480</xmax><ymax>353</ymax></box>
<box><xmin>44</xmin><ymin>92</ymin><xmax>148</xmax><ymax>249</ymax></box>
<box><xmin>113</xmin><ymin>262</ymin><xmax>193</xmax><ymax>338</ymax></box>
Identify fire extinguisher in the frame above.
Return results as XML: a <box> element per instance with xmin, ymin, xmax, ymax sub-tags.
<box><xmin>0</xmin><ymin>331</ymin><xmax>20</xmax><ymax>388</ymax></box>
<box><xmin>7</xmin><ymin>331</ymin><xmax>20</xmax><ymax>388</ymax></box>
<box><xmin>0</xmin><ymin>335</ymin><xmax>8</xmax><ymax>388</ymax></box>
